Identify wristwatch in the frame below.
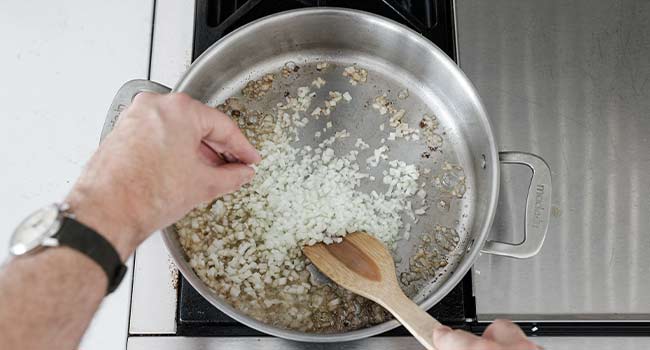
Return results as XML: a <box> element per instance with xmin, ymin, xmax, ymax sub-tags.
<box><xmin>9</xmin><ymin>203</ymin><xmax>127</xmax><ymax>294</ymax></box>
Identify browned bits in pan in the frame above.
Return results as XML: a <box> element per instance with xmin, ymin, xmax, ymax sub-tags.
<box><xmin>242</xmin><ymin>73</ymin><xmax>275</xmax><ymax>99</ymax></box>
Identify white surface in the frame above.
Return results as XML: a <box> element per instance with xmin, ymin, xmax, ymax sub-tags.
<box><xmin>0</xmin><ymin>0</ymin><xmax>154</xmax><ymax>349</ymax></box>
<box><xmin>150</xmin><ymin>0</ymin><xmax>194</xmax><ymax>88</ymax></box>
<box><xmin>130</xmin><ymin>233</ymin><xmax>179</xmax><ymax>334</ymax></box>
<box><xmin>129</xmin><ymin>0</ymin><xmax>195</xmax><ymax>335</ymax></box>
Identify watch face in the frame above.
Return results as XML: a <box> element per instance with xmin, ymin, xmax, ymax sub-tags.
<box><xmin>10</xmin><ymin>205</ymin><xmax>61</xmax><ymax>255</ymax></box>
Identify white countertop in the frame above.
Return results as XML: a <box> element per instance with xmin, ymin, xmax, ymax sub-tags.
<box><xmin>0</xmin><ymin>1</ymin><xmax>154</xmax><ymax>348</ymax></box>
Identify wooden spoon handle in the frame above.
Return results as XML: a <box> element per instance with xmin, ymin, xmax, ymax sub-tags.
<box><xmin>381</xmin><ymin>292</ymin><xmax>443</xmax><ymax>350</ymax></box>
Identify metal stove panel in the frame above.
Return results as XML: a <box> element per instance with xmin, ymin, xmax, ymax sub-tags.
<box><xmin>456</xmin><ymin>0</ymin><xmax>650</xmax><ymax>320</ymax></box>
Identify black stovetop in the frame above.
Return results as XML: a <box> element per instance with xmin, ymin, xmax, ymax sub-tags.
<box><xmin>178</xmin><ymin>0</ymin><xmax>468</xmax><ymax>337</ymax></box>
<box><xmin>192</xmin><ymin>0</ymin><xmax>456</xmax><ymax>60</ymax></box>
<box><xmin>178</xmin><ymin>274</ymin><xmax>472</xmax><ymax>336</ymax></box>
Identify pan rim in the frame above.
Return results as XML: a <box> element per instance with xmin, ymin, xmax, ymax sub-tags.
<box><xmin>167</xmin><ymin>6</ymin><xmax>500</xmax><ymax>343</ymax></box>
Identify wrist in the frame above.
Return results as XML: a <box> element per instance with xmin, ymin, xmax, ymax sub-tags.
<box><xmin>65</xmin><ymin>185</ymin><xmax>144</xmax><ymax>260</ymax></box>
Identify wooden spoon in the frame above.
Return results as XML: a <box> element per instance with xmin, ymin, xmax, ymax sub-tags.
<box><xmin>303</xmin><ymin>231</ymin><xmax>443</xmax><ymax>349</ymax></box>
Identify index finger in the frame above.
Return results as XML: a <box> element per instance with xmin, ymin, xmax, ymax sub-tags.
<box><xmin>193</xmin><ymin>101</ymin><xmax>261</xmax><ymax>164</ymax></box>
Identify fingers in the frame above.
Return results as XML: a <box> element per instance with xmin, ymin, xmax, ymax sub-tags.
<box><xmin>199</xmin><ymin>141</ymin><xmax>226</xmax><ymax>165</ymax></box>
<box><xmin>483</xmin><ymin>320</ymin><xmax>541</xmax><ymax>349</ymax></box>
<box><xmin>200</xmin><ymin>163</ymin><xmax>255</xmax><ymax>200</ymax></box>
<box><xmin>192</xmin><ymin>99</ymin><xmax>261</xmax><ymax>165</ymax></box>
<box><xmin>433</xmin><ymin>326</ymin><xmax>481</xmax><ymax>350</ymax></box>
<box><xmin>131</xmin><ymin>92</ymin><xmax>261</xmax><ymax>165</ymax></box>
<box><xmin>433</xmin><ymin>324</ymin><xmax>541</xmax><ymax>350</ymax></box>
<box><xmin>482</xmin><ymin>320</ymin><xmax>526</xmax><ymax>344</ymax></box>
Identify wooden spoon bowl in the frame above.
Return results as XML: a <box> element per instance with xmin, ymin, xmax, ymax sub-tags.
<box><xmin>303</xmin><ymin>231</ymin><xmax>443</xmax><ymax>349</ymax></box>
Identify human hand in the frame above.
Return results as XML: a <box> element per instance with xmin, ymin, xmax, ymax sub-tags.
<box><xmin>433</xmin><ymin>320</ymin><xmax>541</xmax><ymax>350</ymax></box>
<box><xmin>65</xmin><ymin>92</ymin><xmax>261</xmax><ymax>259</ymax></box>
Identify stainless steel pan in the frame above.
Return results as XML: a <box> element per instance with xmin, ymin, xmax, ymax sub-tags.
<box><xmin>102</xmin><ymin>8</ymin><xmax>552</xmax><ymax>343</ymax></box>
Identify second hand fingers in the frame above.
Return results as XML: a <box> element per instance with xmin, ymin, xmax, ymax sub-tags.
<box><xmin>483</xmin><ymin>320</ymin><xmax>526</xmax><ymax>345</ymax></box>
<box><xmin>483</xmin><ymin>320</ymin><xmax>541</xmax><ymax>349</ymax></box>
<box><xmin>433</xmin><ymin>327</ymin><xmax>488</xmax><ymax>350</ymax></box>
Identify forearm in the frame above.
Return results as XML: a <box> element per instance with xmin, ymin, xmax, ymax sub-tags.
<box><xmin>0</xmin><ymin>187</ymin><xmax>140</xmax><ymax>349</ymax></box>
<box><xmin>0</xmin><ymin>246</ymin><xmax>107</xmax><ymax>349</ymax></box>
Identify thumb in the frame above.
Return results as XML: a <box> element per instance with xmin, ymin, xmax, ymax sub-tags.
<box><xmin>200</xmin><ymin>163</ymin><xmax>255</xmax><ymax>200</ymax></box>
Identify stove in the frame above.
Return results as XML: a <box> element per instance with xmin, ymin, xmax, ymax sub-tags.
<box><xmin>127</xmin><ymin>0</ymin><xmax>650</xmax><ymax>348</ymax></box>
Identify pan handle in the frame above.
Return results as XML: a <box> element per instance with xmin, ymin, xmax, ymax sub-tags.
<box><xmin>101</xmin><ymin>79</ymin><xmax>172</xmax><ymax>141</ymax></box>
<box><xmin>481</xmin><ymin>152</ymin><xmax>552</xmax><ymax>259</ymax></box>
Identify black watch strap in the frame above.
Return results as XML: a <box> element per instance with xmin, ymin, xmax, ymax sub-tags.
<box><xmin>55</xmin><ymin>217</ymin><xmax>127</xmax><ymax>294</ymax></box>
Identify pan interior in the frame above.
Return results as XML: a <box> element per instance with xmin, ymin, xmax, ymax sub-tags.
<box><xmin>202</xmin><ymin>51</ymin><xmax>476</xmax><ymax>303</ymax></box>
